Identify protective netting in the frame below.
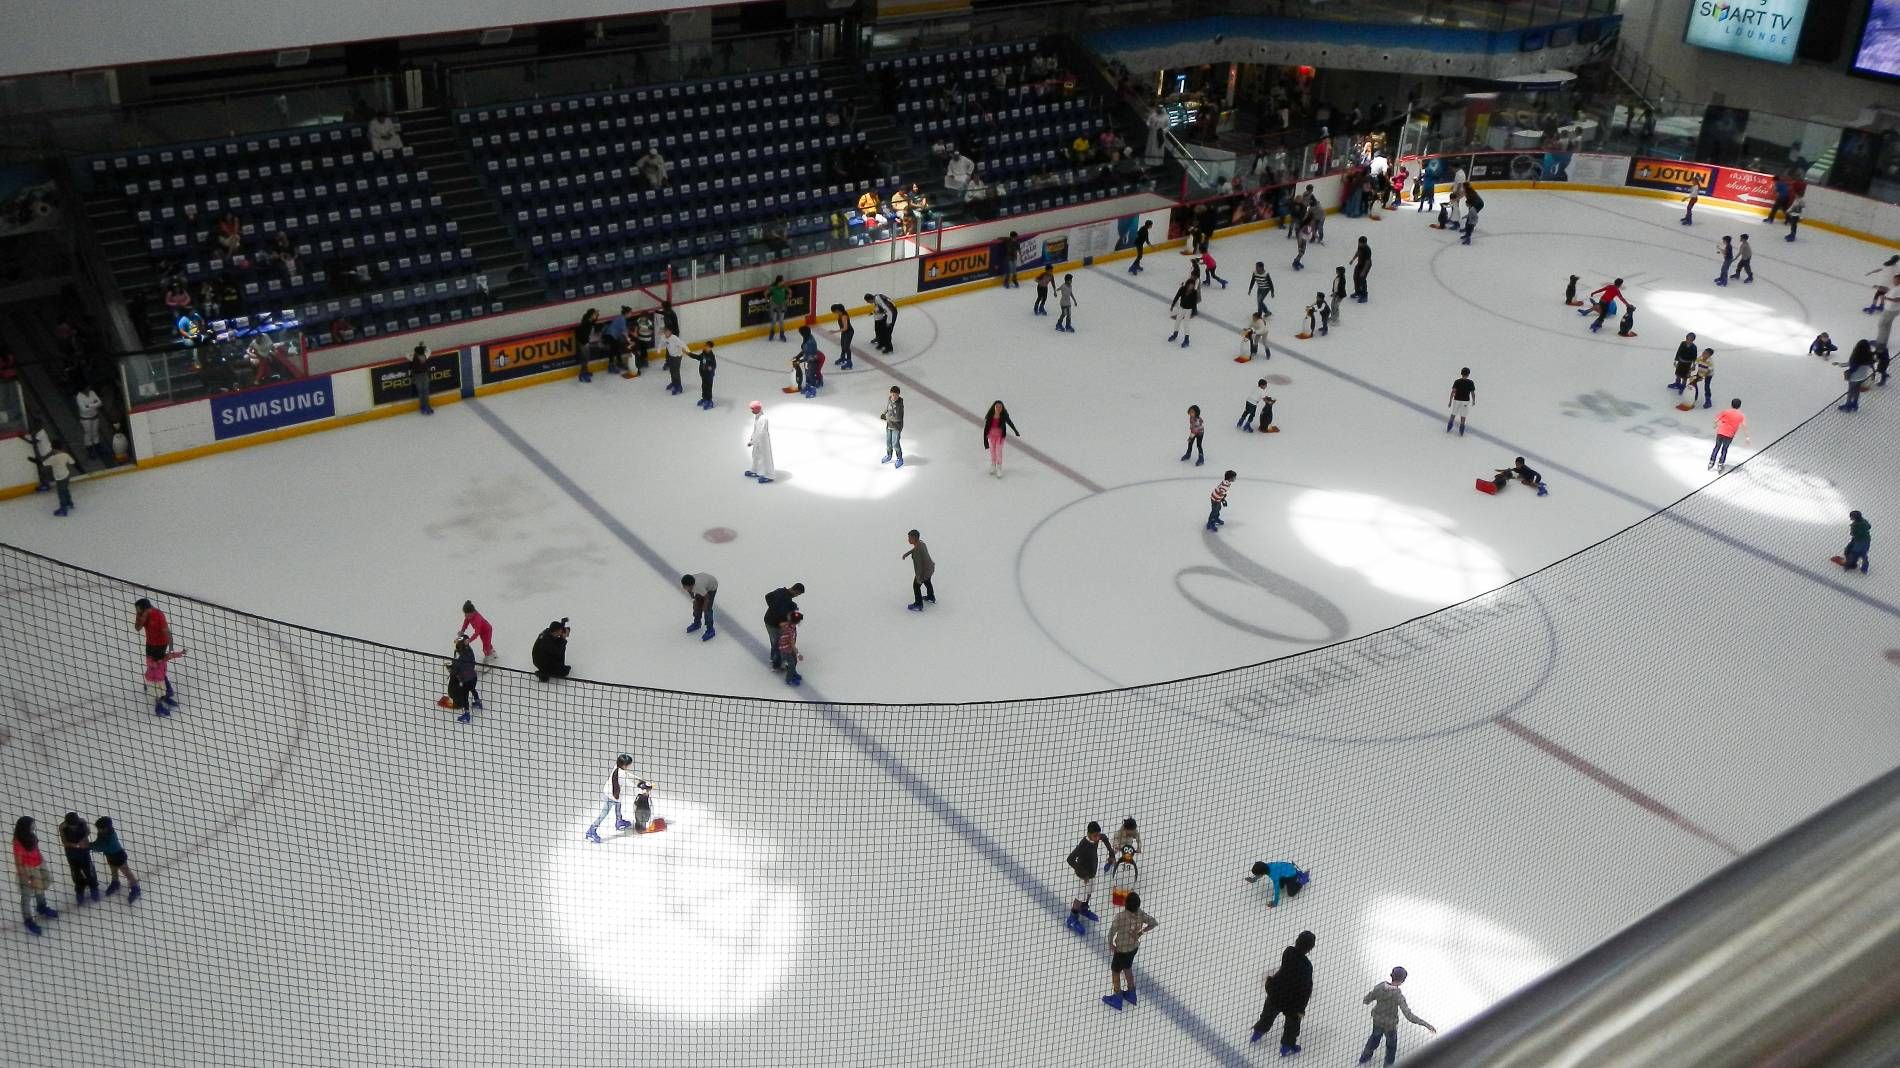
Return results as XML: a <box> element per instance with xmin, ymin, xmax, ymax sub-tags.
<box><xmin>2</xmin><ymin>396</ymin><xmax>1896</xmax><ymax>1066</ymax></box>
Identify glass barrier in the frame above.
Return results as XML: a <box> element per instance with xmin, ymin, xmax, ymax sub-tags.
<box><xmin>445</xmin><ymin>31</ymin><xmax>833</xmax><ymax>110</ymax></box>
<box><xmin>0</xmin><ymin>378</ymin><xmax>25</xmax><ymax>437</ymax></box>
<box><xmin>120</xmin><ymin>318</ymin><xmax>310</xmax><ymax>409</ymax></box>
<box><xmin>0</xmin><ymin>76</ymin><xmax>394</xmax><ymax>159</ymax></box>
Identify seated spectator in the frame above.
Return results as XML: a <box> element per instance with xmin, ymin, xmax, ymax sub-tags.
<box><xmin>367</xmin><ymin>111</ymin><xmax>404</xmax><ymax>154</ymax></box>
<box><xmin>1098</xmin><ymin>129</ymin><xmax>1122</xmax><ymax>156</ymax></box>
<box><xmin>930</xmin><ymin>137</ymin><xmax>955</xmax><ymax>163</ymax></box>
<box><xmin>329</xmin><ymin>317</ymin><xmax>356</xmax><ymax>344</ymax></box>
<box><xmin>215</xmin><ymin>212</ymin><xmax>242</xmax><ymax>256</ymax></box>
<box><xmin>907</xmin><ymin>182</ymin><xmax>930</xmax><ymax>215</ymax></box>
<box><xmin>270</xmin><ymin>232</ymin><xmax>300</xmax><ymax>277</ymax></box>
<box><xmin>889</xmin><ymin>185</ymin><xmax>911</xmax><ymax>217</ymax></box>
<box><xmin>163</xmin><ymin>281</ymin><xmax>193</xmax><ymax>311</ymax></box>
<box><xmin>637</xmin><ymin>147</ymin><xmax>670</xmax><ymax>190</ymax></box>
<box><xmin>857</xmin><ymin>188</ymin><xmax>882</xmax><ymax>216</ymax></box>
<box><xmin>197</xmin><ymin>281</ymin><xmax>222</xmax><ymax>319</ymax></box>
<box><xmin>944</xmin><ymin>151</ymin><xmax>976</xmax><ymax>194</ymax></box>
<box><xmin>1071</xmin><ymin>134</ymin><xmax>1093</xmax><ymax>164</ymax></box>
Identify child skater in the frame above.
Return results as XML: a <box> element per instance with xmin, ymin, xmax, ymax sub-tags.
<box><xmin>1238</xmin><ymin>379</ymin><xmax>1269</xmax><ymax>431</ymax></box>
<box><xmin>1583</xmin><ymin>278</ymin><xmax>1626</xmax><ymax>333</ymax></box>
<box><xmin>1208</xmin><ymin>470</ymin><xmax>1235</xmax><ymax>531</ymax></box>
<box><xmin>1101</xmin><ymin>891</ymin><xmax>1158</xmax><ymax>1011</ymax></box>
<box><xmin>1200</xmin><ymin>249</ymin><xmax>1228</xmax><ymax>288</ymax></box>
<box><xmin>1248</xmin><ymin>260</ymin><xmax>1275</xmax><ymax>317</ymax></box>
<box><xmin>458</xmin><ymin>600</ymin><xmax>495</xmax><ymax>661</ymax></box>
<box><xmin>1314</xmin><ymin>292</ymin><xmax>1331</xmax><ymax>336</ymax></box>
<box><xmin>1055</xmin><ymin>274</ymin><xmax>1077</xmax><ymax>332</ymax></box>
<box><xmin>1330</xmin><ymin>267</ymin><xmax>1346</xmax><ymax>326</ymax></box>
<box><xmin>446</xmin><ymin>635</ymin><xmax>481</xmax><ymax>723</ymax></box>
<box><xmin>58</xmin><ymin>812</ymin><xmax>99</xmax><ymax>906</ymax></box>
<box><xmin>1292</xmin><ymin>221</ymin><xmax>1312</xmax><ymax>271</ymax></box>
<box><xmin>1863</xmin><ymin>255</ymin><xmax>1899</xmax><ymax>312</ymax></box>
<box><xmin>1181</xmin><ymin>405</ymin><xmax>1206</xmax><ymax>466</ymax></box>
<box><xmin>1810</xmin><ymin>332</ymin><xmax>1838</xmax><ymax>359</ymax></box>
<box><xmin>1066</xmin><ymin>821</ymin><xmax>1106</xmax><ymax>934</ymax></box>
<box><xmin>143</xmin><ymin>651</ymin><xmax>181</xmax><ymax>717</ymax></box>
<box><xmin>1168</xmin><ymin>280</ymin><xmax>1199</xmax><ymax>347</ymax></box>
<box><xmin>1680</xmin><ymin>192</ymin><xmax>1698</xmax><ymax>225</ymax></box>
<box><xmin>1033</xmin><ymin>265</ymin><xmax>1054</xmax><ymax>316</ymax></box>
<box><xmin>1833</xmin><ymin>510</ymin><xmax>1871</xmax><ymax>574</ymax></box>
<box><xmin>1715</xmin><ymin>236</ymin><xmax>1734</xmax><ymax>287</ymax></box>
<box><xmin>1360</xmin><ymin>967</ymin><xmax>1437</xmax><ymax>1065</ymax></box>
<box><xmin>777</xmin><ymin>610</ymin><xmax>804</xmax><ymax>687</ymax></box>
<box><xmin>831</xmin><ymin>303</ymin><xmax>855</xmax><ymax>370</ymax></box>
<box><xmin>1242</xmin><ymin>312</ymin><xmax>1269</xmax><ymax>360</ymax></box>
<box><xmin>1683</xmin><ymin>349</ymin><xmax>1716</xmax><ymax>410</ymax></box>
<box><xmin>89</xmin><ymin>817</ymin><xmax>141</xmax><ymax>903</ymax></box>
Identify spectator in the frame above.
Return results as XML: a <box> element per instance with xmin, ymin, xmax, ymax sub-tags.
<box><xmin>945</xmin><ymin>151</ymin><xmax>976</xmax><ymax>195</ymax></box>
<box><xmin>532</xmin><ymin>619</ymin><xmax>572</xmax><ymax>682</ymax></box>
<box><xmin>857</xmin><ymin>188</ymin><xmax>883</xmax><ymax>226</ymax></box>
<box><xmin>74</xmin><ymin>384</ymin><xmax>106</xmax><ymax>466</ymax></box>
<box><xmin>163</xmin><ymin>281</ymin><xmax>192</xmax><ymax>312</ymax></box>
<box><xmin>1071</xmin><ymin>133</ymin><xmax>1093</xmax><ymax>164</ymax></box>
<box><xmin>329</xmin><ymin>317</ymin><xmax>356</xmax><ymax>344</ymax></box>
<box><xmin>271</xmin><ymin>232</ymin><xmax>300</xmax><ymax>277</ymax></box>
<box><xmin>408</xmin><ymin>343</ymin><xmax>434</xmax><ymax>415</ymax></box>
<box><xmin>1098</xmin><ymin>128</ymin><xmax>1121</xmax><ymax>156</ymax></box>
<box><xmin>214</xmin><ymin>212</ymin><xmax>242</xmax><ymax>256</ymax></box>
<box><xmin>367</xmin><ymin>111</ymin><xmax>404</xmax><ymax>154</ymax></box>
<box><xmin>637</xmin><ymin>146</ymin><xmax>670</xmax><ymax>190</ymax></box>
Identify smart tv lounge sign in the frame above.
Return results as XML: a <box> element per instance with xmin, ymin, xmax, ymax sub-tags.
<box><xmin>1685</xmin><ymin>0</ymin><xmax>1809</xmax><ymax>64</ymax></box>
<box><xmin>210</xmin><ymin>375</ymin><xmax>335</xmax><ymax>440</ymax></box>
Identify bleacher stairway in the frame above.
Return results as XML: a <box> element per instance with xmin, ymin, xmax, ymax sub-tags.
<box><xmin>396</xmin><ymin>108</ymin><xmax>546</xmax><ymax>313</ymax></box>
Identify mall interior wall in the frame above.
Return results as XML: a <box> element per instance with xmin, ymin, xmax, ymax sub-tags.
<box><xmin>1618</xmin><ymin>0</ymin><xmax>1900</xmax><ymax>123</ymax></box>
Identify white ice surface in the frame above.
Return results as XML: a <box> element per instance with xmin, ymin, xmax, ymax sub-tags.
<box><xmin>2</xmin><ymin>190</ymin><xmax>1898</xmax><ymax>1067</ymax></box>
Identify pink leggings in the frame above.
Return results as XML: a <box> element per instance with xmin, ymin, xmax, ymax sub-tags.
<box><xmin>987</xmin><ymin>428</ymin><xmax>1006</xmax><ymax>464</ymax></box>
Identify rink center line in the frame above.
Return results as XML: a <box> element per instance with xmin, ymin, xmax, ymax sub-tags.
<box><xmin>462</xmin><ymin>396</ymin><xmax>1253</xmax><ymax>1068</ymax></box>
<box><xmin>1097</xmin><ymin>270</ymin><xmax>1900</xmax><ymax>622</ymax></box>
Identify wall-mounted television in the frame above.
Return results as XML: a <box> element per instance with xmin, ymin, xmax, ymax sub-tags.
<box><xmin>1851</xmin><ymin>0</ymin><xmax>1900</xmax><ymax>81</ymax></box>
<box><xmin>1683</xmin><ymin>0</ymin><xmax>1810</xmax><ymax>64</ymax></box>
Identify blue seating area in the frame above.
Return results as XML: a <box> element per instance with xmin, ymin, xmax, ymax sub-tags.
<box><xmin>460</xmin><ymin>69</ymin><xmax>878</xmax><ymax>300</ymax></box>
<box><xmin>88</xmin><ymin>123</ymin><xmax>495</xmax><ymax>345</ymax></box>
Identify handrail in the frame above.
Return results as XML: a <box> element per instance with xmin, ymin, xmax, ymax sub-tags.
<box><xmin>1409</xmin><ymin>765</ymin><xmax>1900</xmax><ymax>1067</ymax></box>
<box><xmin>1161</xmin><ymin>125</ymin><xmax>1217</xmax><ymax>188</ymax></box>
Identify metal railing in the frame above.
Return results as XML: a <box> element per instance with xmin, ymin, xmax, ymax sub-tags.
<box><xmin>443</xmin><ymin>29</ymin><xmax>834</xmax><ymax>110</ymax></box>
<box><xmin>0</xmin><ymin>75</ymin><xmax>394</xmax><ymax>159</ymax></box>
<box><xmin>1410</xmin><ymin>765</ymin><xmax>1900</xmax><ymax>1067</ymax></box>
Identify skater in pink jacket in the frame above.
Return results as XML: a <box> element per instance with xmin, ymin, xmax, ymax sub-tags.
<box><xmin>459</xmin><ymin>601</ymin><xmax>495</xmax><ymax>659</ymax></box>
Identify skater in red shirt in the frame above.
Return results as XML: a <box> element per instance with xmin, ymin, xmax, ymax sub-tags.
<box><xmin>1582</xmin><ymin>279</ymin><xmax>1627</xmax><ymax>333</ymax></box>
<box><xmin>1709</xmin><ymin>399</ymin><xmax>1750</xmax><ymax>472</ymax></box>
<box><xmin>133</xmin><ymin>598</ymin><xmax>170</xmax><ymax>660</ymax></box>
<box><xmin>458</xmin><ymin>600</ymin><xmax>495</xmax><ymax>660</ymax></box>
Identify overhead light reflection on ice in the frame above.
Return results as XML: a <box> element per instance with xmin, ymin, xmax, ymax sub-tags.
<box><xmin>1649</xmin><ymin>434</ymin><xmax>1844</xmax><ymax>523</ymax></box>
<box><xmin>1288</xmin><ymin>490</ymin><xmax>1510</xmax><ymax>603</ymax></box>
<box><xmin>547</xmin><ymin>799</ymin><xmax>803</xmax><ymax>1016</ymax></box>
<box><xmin>756</xmin><ymin>402</ymin><xmax>908</xmax><ymax>500</ymax></box>
<box><xmin>1361</xmin><ymin>894</ymin><xmax>1558</xmax><ymax>1031</ymax></box>
<box><xmin>1641</xmin><ymin>289</ymin><xmax>1814</xmax><ymax>352</ymax></box>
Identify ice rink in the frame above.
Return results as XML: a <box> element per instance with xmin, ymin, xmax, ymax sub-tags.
<box><xmin>3</xmin><ymin>187</ymin><xmax>1899</xmax><ymax>1066</ymax></box>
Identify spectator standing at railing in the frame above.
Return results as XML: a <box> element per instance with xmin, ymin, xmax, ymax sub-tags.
<box><xmin>765</xmin><ymin>277</ymin><xmax>791</xmax><ymax>342</ymax></box>
<box><xmin>367</xmin><ymin>111</ymin><xmax>403</xmax><ymax>154</ymax></box>
<box><xmin>73</xmin><ymin>385</ymin><xmax>105</xmax><ymax>467</ymax></box>
<box><xmin>637</xmin><ymin>146</ymin><xmax>669</xmax><ymax>190</ymax></box>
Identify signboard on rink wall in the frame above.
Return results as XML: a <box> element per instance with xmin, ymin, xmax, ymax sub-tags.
<box><xmin>917</xmin><ymin>245</ymin><xmax>995</xmax><ymax>292</ymax></box>
<box><xmin>370</xmin><ymin>352</ymin><xmax>461</xmax><ymax>406</ymax></box>
<box><xmin>1626</xmin><ymin>157</ymin><xmax>1717</xmax><ymax>195</ymax></box>
<box><xmin>482</xmin><ymin>327</ymin><xmax>578</xmax><ymax>384</ymax></box>
<box><xmin>1714</xmin><ymin>166</ymin><xmax>1778</xmax><ymax>207</ymax></box>
<box><xmin>738</xmin><ymin>279</ymin><xmax>814</xmax><ymax>328</ymax></box>
<box><xmin>1566</xmin><ymin>153</ymin><xmax>1630</xmax><ymax>185</ymax></box>
<box><xmin>210</xmin><ymin>375</ymin><xmax>335</xmax><ymax>440</ymax></box>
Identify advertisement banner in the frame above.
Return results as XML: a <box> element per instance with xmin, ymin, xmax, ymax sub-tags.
<box><xmin>1567</xmin><ymin>152</ymin><xmax>1630</xmax><ymax>185</ymax></box>
<box><xmin>738</xmin><ymin>279</ymin><xmax>814</xmax><ymax>328</ymax></box>
<box><xmin>1684</xmin><ymin>0</ymin><xmax>1808</xmax><ymax>65</ymax></box>
<box><xmin>1466</xmin><ymin>154</ymin><xmax>1519</xmax><ymax>181</ymax></box>
<box><xmin>1714</xmin><ymin>166</ymin><xmax>1778</xmax><ymax>207</ymax></box>
<box><xmin>370</xmin><ymin>352</ymin><xmax>461</xmax><ymax>406</ymax></box>
<box><xmin>1626</xmin><ymin>157</ymin><xmax>1717</xmax><ymax>195</ymax></box>
<box><xmin>482</xmin><ymin>328</ymin><xmax>578</xmax><ymax>384</ymax></box>
<box><xmin>210</xmin><ymin>375</ymin><xmax>334</xmax><ymax>440</ymax></box>
<box><xmin>917</xmin><ymin>244</ymin><xmax>995</xmax><ymax>292</ymax></box>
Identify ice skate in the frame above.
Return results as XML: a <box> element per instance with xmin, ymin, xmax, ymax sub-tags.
<box><xmin>907</xmin><ymin>603</ymin><xmax>924</xmax><ymax>612</ymax></box>
<box><xmin>105</xmin><ymin>881</ymin><xmax>120</xmax><ymax>897</ymax></box>
<box><xmin>126</xmin><ymin>885</ymin><xmax>141</xmax><ymax>903</ymax></box>
<box><xmin>756</xmin><ymin>476</ymin><xmax>774</xmax><ymax>484</ymax></box>
<box><xmin>1181</xmin><ymin>336</ymin><xmax>1190</xmax><ymax>348</ymax></box>
<box><xmin>686</xmin><ymin>621</ymin><xmax>701</xmax><ymax>633</ymax></box>
<box><xmin>1102</xmin><ymin>994</ymin><xmax>1125</xmax><ymax>1011</ymax></box>
<box><xmin>23</xmin><ymin>919</ymin><xmax>41</xmax><ymax>936</ymax></box>
<box><xmin>615</xmin><ymin>819</ymin><xmax>633</xmax><ymax>831</ymax></box>
<box><xmin>894</xmin><ymin>458</ymin><xmax>904</xmax><ymax>469</ymax></box>
<box><xmin>456</xmin><ymin>711</ymin><xmax>471</xmax><ymax>723</ymax></box>
<box><xmin>701</xmin><ymin>626</ymin><xmax>715</xmax><ymax>641</ymax></box>
<box><xmin>1167</xmin><ymin>331</ymin><xmax>1177</xmax><ymax>342</ymax></box>
<box><xmin>1123</xmin><ymin>988</ymin><xmax>1137</xmax><ymax>1006</ymax></box>
<box><xmin>785</xmin><ymin>672</ymin><xmax>802</xmax><ymax>686</ymax></box>
<box><xmin>88</xmin><ymin>887</ymin><xmax>100</xmax><ymax>904</ymax></box>
<box><xmin>1251</xmin><ymin>1030</ymin><xmax>1265</xmax><ymax>1044</ymax></box>
<box><xmin>1194</xmin><ymin>457</ymin><xmax>1204</xmax><ymax>466</ymax></box>
<box><xmin>586</xmin><ymin>829</ymin><xmax>603</xmax><ymax>844</ymax></box>
<box><xmin>1065</xmin><ymin>913</ymin><xmax>1086</xmax><ymax>935</ymax></box>
<box><xmin>1280</xmin><ymin>1044</ymin><xmax>1301</xmax><ymax>1057</ymax></box>
<box><xmin>35</xmin><ymin>902</ymin><xmax>57</xmax><ymax>920</ymax></box>
<box><xmin>881</xmin><ymin>454</ymin><xmax>893</xmax><ymax>463</ymax></box>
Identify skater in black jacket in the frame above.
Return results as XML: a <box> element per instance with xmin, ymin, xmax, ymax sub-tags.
<box><xmin>1248</xmin><ymin>261</ymin><xmax>1275</xmax><ymax>316</ymax></box>
<box><xmin>1350</xmin><ymin>237</ymin><xmax>1372</xmax><ymax>302</ymax></box>
<box><xmin>764</xmin><ymin>583</ymin><xmax>804</xmax><ymax>670</ymax></box>
<box><xmin>1128</xmin><ymin>220</ymin><xmax>1151</xmax><ymax>274</ymax></box>
<box><xmin>532</xmin><ymin>619</ymin><xmax>572</xmax><ymax>682</ymax></box>
<box><xmin>1065</xmin><ymin>821</ymin><xmax>1106</xmax><ymax>935</ymax></box>
<box><xmin>1251</xmin><ymin>930</ymin><xmax>1317</xmax><ymax>1056</ymax></box>
<box><xmin>1168</xmin><ymin>282</ymin><xmax>1200</xmax><ymax>347</ymax></box>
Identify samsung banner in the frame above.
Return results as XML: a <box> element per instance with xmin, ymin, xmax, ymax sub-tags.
<box><xmin>210</xmin><ymin>376</ymin><xmax>334</xmax><ymax>440</ymax></box>
<box><xmin>1684</xmin><ymin>0</ymin><xmax>1810</xmax><ymax>64</ymax></box>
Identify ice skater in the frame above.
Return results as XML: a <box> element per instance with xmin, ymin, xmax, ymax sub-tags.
<box><xmin>1841</xmin><ymin>340</ymin><xmax>1877</xmax><ymax>411</ymax></box>
<box><xmin>1416</xmin><ymin>168</ymin><xmax>1435</xmax><ymax>212</ymax></box>
<box><xmin>1833</xmin><ymin>510</ymin><xmax>1871</xmax><ymax>574</ymax></box>
<box><xmin>57</xmin><ymin>812</ymin><xmax>98</xmax><ymax>907</ymax></box>
<box><xmin>1181</xmin><ymin>405</ymin><xmax>1206</xmax><ymax>466</ymax></box>
<box><xmin>13</xmin><ymin>816</ymin><xmax>57</xmax><ymax>936</ymax></box>
<box><xmin>982</xmin><ymin>400</ymin><xmax>1021</xmax><ymax>478</ymax></box>
<box><xmin>830</xmin><ymin>304</ymin><xmax>855</xmax><ymax>370</ymax></box>
<box><xmin>745</xmin><ymin>400</ymin><xmax>776</xmax><ymax>483</ymax></box>
<box><xmin>763</xmin><ymin>583</ymin><xmax>803</xmax><ymax>671</ymax></box>
<box><xmin>1680</xmin><ymin>192</ymin><xmax>1698</xmax><ymax>225</ymax></box>
<box><xmin>1128</xmin><ymin>220</ymin><xmax>1151</xmax><ymax>274</ymax></box>
<box><xmin>1065</xmin><ymin>821</ymin><xmax>1106</xmax><ymax>934</ymax></box>
<box><xmin>458</xmin><ymin>600</ymin><xmax>495</xmax><ymax>660</ymax></box>
<box><xmin>1242</xmin><ymin>312</ymin><xmax>1269</xmax><ymax>360</ymax></box>
<box><xmin>75</xmin><ymin>383</ymin><xmax>108</xmax><ymax>464</ymax></box>
<box><xmin>680</xmin><ymin>572</ymin><xmax>717</xmax><ymax>639</ymax></box>
<box><xmin>141</xmin><ymin>650</ymin><xmax>181</xmax><ymax>718</ymax></box>
<box><xmin>1055</xmin><ymin>274</ymin><xmax>1077</xmax><ymax>332</ymax></box>
<box><xmin>445</xmin><ymin>635</ymin><xmax>480</xmax><ymax>723</ymax></box>
<box><xmin>89</xmin><ymin>817</ymin><xmax>139</xmax><ymax>903</ymax></box>
<box><xmin>1482</xmin><ymin>457</ymin><xmax>1547</xmax><ymax>495</ymax></box>
<box><xmin>1292</xmin><ymin>221</ymin><xmax>1312</xmax><ymax>271</ymax></box>
<box><xmin>1330</xmin><ymin>267</ymin><xmax>1347</xmax><ymax>325</ymax></box>
<box><xmin>1350</xmin><ymin>237</ymin><xmax>1372</xmax><ymax>301</ymax></box>
<box><xmin>903</xmin><ymin>529</ymin><xmax>936</xmax><ymax>611</ymax></box>
<box><xmin>1168</xmin><ymin>280</ymin><xmax>1199</xmax><ymax>347</ymax></box>
<box><xmin>689</xmin><ymin>341</ymin><xmax>717</xmax><ymax>408</ymax></box>
<box><xmin>585</xmin><ymin>754</ymin><xmax>638</xmax><ymax>843</ymax></box>
<box><xmin>777</xmin><ymin>609</ymin><xmax>805</xmax><ymax>686</ymax></box>
<box><xmin>1101</xmin><ymin>891</ymin><xmax>1157</xmax><ymax>1010</ymax></box>
<box><xmin>1682</xmin><ymin>349</ymin><xmax>1716</xmax><ymax>409</ymax></box>
<box><xmin>1245</xmin><ymin>860</ymin><xmax>1313</xmax><ymax>906</ymax></box>
<box><xmin>765</xmin><ymin>275</ymin><xmax>791</xmax><ymax>341</ymax></box>
<box><xmin>1200</xmin><ymin>249</ymin><xmax>1228</xmax><ymax>288</ymax></box>
<box><xmin>42</xmin><ymin>439</ymin><xmax>76</xmax><ymax>516</ymax></box>
<box><xmin>1250</xmin><ymin>930</ymin><xmax>1317</xmax><ymax>1056</ymax></box>
<box><xmin>1583</xmin><ymin>279</ymin><xmax>1627</xmax><ymax>333</ymax></box>
<box><xmin>1730</xmin><ymin>234</ymin><xmax>1754</xmax><ymax>282</ymax></box>
<box><xmin>1715</xmin><ymin>236</ymin><xmax>1734</xmax><ymax>286</ymax></box>
<box><xmin>1208</xmin><ymin>469</ymin><xmax>1235</xmax><ymax>531</ymax></box>
<box><xmin>865</xmin><ymin>292</ymin><xmax>898</xmax><ymax>352</ymax></box>
<box><xmin>795</xmin><ymin>325</ymin><xmax>824</xmax><ymax>397</ymax></box>
<box><xmin>1313</xmin><ymin>292</ymin><xmax>1331</xmax><ymax>336</ymax></box>
<box><xmin>1709</xmin><ymin>398</ymin><xmax>1750</xmax><ymax>470</ymax></box>
<box><xmin>1248</xmin><ymin>260</ymin><xmax>1275</xmax><ymax>316</ymax></box>
<box><xmin>1359</xmin><ymin>967</ymin><xmax>1437</xmax><ymax>1065</ymax></box>
<box><xmin>1002</xmin><ymin>231</ymin><xmax>1022</xmax><ymax>288</ymax></box>
<box><xmin>881</xmin><ymin>386</ymin><xmax>905</xmax><ymax>468</ymax></box>
<box><xmin>1238</xmin><ymin>379</ymin><xmax>1270</xmax><ymax>431</ymax></box>
<box><xmin>1862</xmin><ymin>256</ymin><xmax>1899</xmax><ymax>312</ymax></box>
<box><xmin>1033</xmin><ymin>265</ymin><xmax>1053</xmax><ymax>315</ymax></box>
<box><xmin>134</xmin><ymin>598</ymin><xmax>178</xmax><ymax>714</ymax></box>
<box><xmin>532</xmin><ymin>619</ymin><xmax>572</xmax><ymax>682</ymax></box>
<box><xmin>660</xmin><ymin>325</ymin><xmax>689</xmax><ymax>395</ymax></box>
<box><xmin>1447</xmin><ymin>368</ymin><xmax>1475</xmax><ymax>434</ymax></box>
<box><xmin>1809</xmin><ymin>332</ymin><xmax>1837</xmax><ymax>359</ymax></box>
<box><xmin>1670</xmin><ymin>332</ymin><xmax>1698</xmax><ymax>392</ymax></box>
<box><xmin>1785</xmin><ymin>195</ymin><xmax>1805</xmax><ymax>241</ymax></box>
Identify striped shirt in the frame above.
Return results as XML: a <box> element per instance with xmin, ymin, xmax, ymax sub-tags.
<box><xmin>1211</xmin><ymin>478</ymin><xmax>1232</xmax><ymax>505</ymax></box>
<box><xmin>1248</xmin><ymin>270</ymin><xmax>1272</xmax><ymax>296</ymax></box>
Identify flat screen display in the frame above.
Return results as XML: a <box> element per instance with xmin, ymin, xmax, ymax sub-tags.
<box><xmin>1851</xmin><ymin>0</ymin><xmax>1900</xmax><ymax>81</ymax></box>
<box><xmin>1683</xmin><ymin>0</ymin><xmax>1810</xmax><ymax>64</ymax></box>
